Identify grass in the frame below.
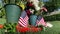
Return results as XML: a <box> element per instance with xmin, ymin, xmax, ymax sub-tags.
<box><xmin>34</xmin><ymin>21</ymin><xmax>60</xmax><ymax>34</ymax></box>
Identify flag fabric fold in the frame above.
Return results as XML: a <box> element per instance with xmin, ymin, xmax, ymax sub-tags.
<box><xmin>18</xmin><ymin>11</ymin><xmax>29</xmax><ymax>27</ymax></box>
<box><xmin>36</xmin><ymin>16</ymin><xmax>47</xmax><ymax>26</ymax></box>
<box><xmin>41</xmin><ymin>7</ymin><xmax>47</xmax><ymax>12</ymax></box>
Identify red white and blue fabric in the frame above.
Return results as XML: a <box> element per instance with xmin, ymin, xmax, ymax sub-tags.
<box><xmin>18</xmin><ymin>11</ymin><xmax>29</xmax><ymax>27</ymax></box>
<box><xmin>36</xmin><ymin>16</ymin><xmax>47</xmax><ymax>26</ymax></box>
<box><xmin>41</xmin><ymin>7</ymin><xmax>47</xmax><ymax>12</ymax></box>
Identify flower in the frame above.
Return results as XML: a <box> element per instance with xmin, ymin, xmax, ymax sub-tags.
<box><xmin>30</xmin><ymin>27</ymin><xmax>39</xmax><ymax>32</ymax></box>
<box><xmin>26</xmin><ymin>10</ymin><xmax>31</xmax><ymax>17</ymax></box>
<box><xmin>26</xmin><ymin>2</ymin><xmax>33</xmax><ymax>7</ymax></box>
<box><xmin>20</xmin><ymin>27</ymin><xmax>30</xmax><ymax>32</ymax></box>
<box><xmin>20</xmin><ymin>1</ymin><xmax>25</xmax><ymax>10</ymax></box>
<box><xmin>39</xmin><ymin>27</ymin><xmax>43</xmax><ymax>31</ymax></box>
<box><xmin>0</xmin><ymin>24</ymin><xmax>4</xmax><ymax>29</ymax></box>
<box><xmin>16</xmin><ymin>25</ymin><xmax>20</xmax><ymax>31</ymax></box>
<box><xmin>16</xmin><ymin>25</ymin><xmax>30</xmax><ymax>32</ymax></box>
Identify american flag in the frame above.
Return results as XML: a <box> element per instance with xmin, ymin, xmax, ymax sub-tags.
<box><xmin>36</xmin><ymin>16</ymin><xmax>47</xmax><ymax>26</ymax></box>
<box><xmin>41</xmin><ymin>7</ymin><xmax>47</xmax><ymax>12</ymax></box>
<box><xmin>18</xmin><ymin>11</ymin><xmax>29</xmax><ymax>27</ymax></box>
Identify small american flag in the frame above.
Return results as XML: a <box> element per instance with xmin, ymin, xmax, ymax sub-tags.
<box><xmin>41</xmin><ymin>7</ymin><xmax>47</xmax><ymax>12</ymax></box>
<box><xmin>18</xmin><ymin>11</ymin><xmax>29</xmax><ymax>27</ymax></box>
<box><xmin>36</xmin><ymin>16</ymin><xmax>47</xmax><ymax>26</ymax></box>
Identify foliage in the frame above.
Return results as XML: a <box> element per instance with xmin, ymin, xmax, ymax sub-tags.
<box><xmin>45</xmin><ymin>2</ymin><xmax>56</xmax><ymax>12</ymax></box>
<box><xmin>3</xmin><ymin>23</ymin><xmax>17</xmax><ymax>32</ymax></box>
<box><xmin>0</xmin><ymin>8</ymin><xmax>6</xmax><ymax>18</ymax></box>
<box><xmin>44</xmin><ymin>14</ymin><xmax>60</xmax><ymax>21</ymax></box>
<box><xmin>44</xmin><ymin>0</ymin><xmax>60</xmax><ymax>12</ymax></box>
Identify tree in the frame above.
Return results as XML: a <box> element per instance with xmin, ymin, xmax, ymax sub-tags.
<box><xmin>44</xmin><ymin>0</ymin><xmax>60</xmax><ymax>12</ymax></box>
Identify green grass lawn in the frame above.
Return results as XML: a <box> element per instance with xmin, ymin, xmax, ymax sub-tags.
<box><xmin>0</xmin><ymin>18</ymin><xmax>60</xmax><ymax>34</ymax></box>
<box><xmin>32</xmin><ymin>21</ymin><xmax>60</xmax><ymax>34</ymax></box>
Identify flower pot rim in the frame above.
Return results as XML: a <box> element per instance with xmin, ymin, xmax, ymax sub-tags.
<box><xmin>4</xmin><ymin>4</ymin><xmax>22</xmax><ymax>10</ymax></box>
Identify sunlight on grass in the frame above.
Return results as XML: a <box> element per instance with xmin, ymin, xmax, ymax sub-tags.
<box><xmin>0</xmin><ymin>18</ymin><xmax>6</xmax><ymax>24</ymax></box>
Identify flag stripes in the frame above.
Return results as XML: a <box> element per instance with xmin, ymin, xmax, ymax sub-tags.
<box><xmin>18</xmin><ymin>11</ymin><xmax>29</xmax><ymax>27</ymax></box>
